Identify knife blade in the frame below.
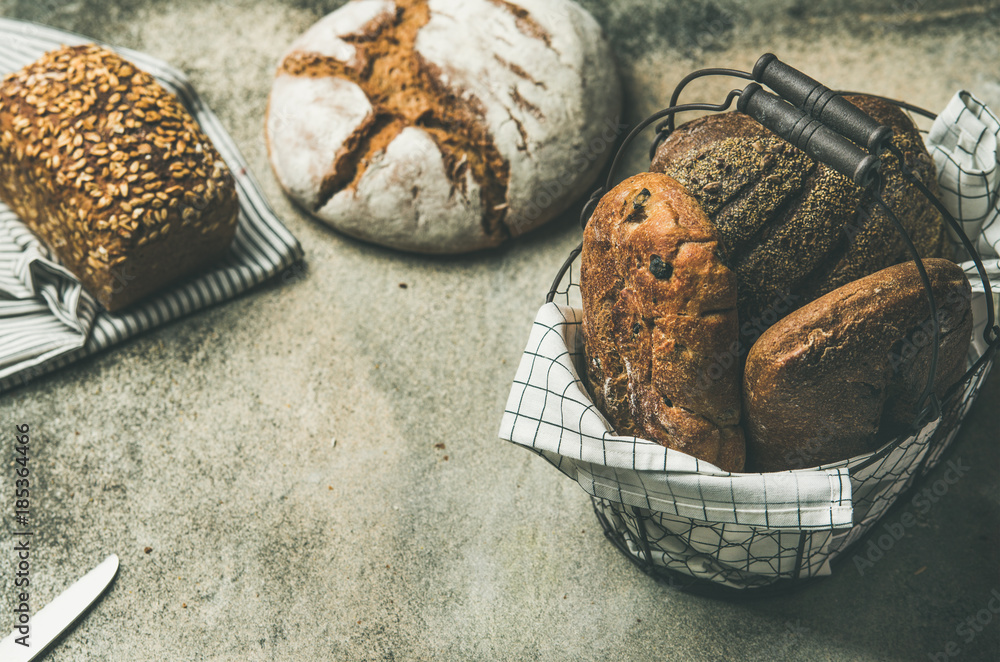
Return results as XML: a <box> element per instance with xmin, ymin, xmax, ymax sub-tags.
<box><xmin>0</xmin><ymin>554</ymin><xmax>119</xmax><ymax>662</ymax></box>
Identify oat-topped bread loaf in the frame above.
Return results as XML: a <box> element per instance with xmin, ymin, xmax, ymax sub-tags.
<box><xmin>581</xmin><ymin>172</ymin><xmax>745</xmax><ymax>472</ymax></box>
<box><xmin>0</xmin><ymin>44</ymin><xmax>239</xmax><ymax>311</ymax></box>
<box><xmin>651</xmin><ymin>95</ymin><xmax>950</xmax><ymax>329</ymax></box>
<box><xmin>266</xmin><ymin>0</ymin><xmax>621</xmax><ymax>254</ymax></box>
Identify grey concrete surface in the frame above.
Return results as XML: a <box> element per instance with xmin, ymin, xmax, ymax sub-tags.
<box><xmin>0</xmin><ymin>1</ymin><xmax>998</xmax><ymax>660</ymax></box>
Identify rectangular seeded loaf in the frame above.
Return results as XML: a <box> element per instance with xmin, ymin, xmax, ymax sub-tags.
<box><xmin>0</xmin><ymin>44</ymin><xmax>239</xmax><ymax>311</ymax></box>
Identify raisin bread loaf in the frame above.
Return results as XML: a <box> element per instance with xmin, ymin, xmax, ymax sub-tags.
<box><xmin>581</xmin><ymin>172</ymin><xmax>745</xmax><ymax>472</ymax></box>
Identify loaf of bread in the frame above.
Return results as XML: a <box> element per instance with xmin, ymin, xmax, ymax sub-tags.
<box><xmin>581</xmin><ymin>172</ymin><xmax>745</xmax><ymax>472</ymax></box>
<box><xmin>0</xmin><ymin>44</ymin><xmax>239</xmax><ymax>311</ymax></box>
<box><xmin>651</xmin><ymin>95</ymin><xmax>950</xmax><ymax>330</ymax></box>
<box><xmin>743</xmin><ymin>258</ymin><xmax>972</xmax><ymax>472</ymax></box>
<box><xmin>266</xmin><ymin>0</ymin><xmax>621</xmax><ymax>254</ymax></box>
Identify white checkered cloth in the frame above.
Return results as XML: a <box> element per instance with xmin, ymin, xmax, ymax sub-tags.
<box><xmin>500</xmin><ymin>91</ymin><xmax>999</xmax><ymax>584</ymax></box>
<box><xmin>0</xmin><ymin>19</ymin><xmax>303</xmax><ymax>392</ymax></box>
<box><xmin>501</xmin><ymin>303</ymin><xmax>855</xmax><ymax>530</ymax></box>
<box><xmin>929</xmin><ymin>92</ymin><xmax>1000</xmax><ymax>263</ymax></box>
<box><xmin>928</xmin><ymin>91</ymin><xmax>1000</xmax><ymax>359</ymax></box>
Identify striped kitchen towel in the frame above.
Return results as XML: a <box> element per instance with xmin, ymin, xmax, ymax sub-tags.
<box><xmin>0</xmin><ymin>19</ymin><xmax>303</xmax><ymax>392</ymax></box>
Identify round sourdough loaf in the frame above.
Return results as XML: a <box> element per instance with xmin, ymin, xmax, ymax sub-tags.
<box><xmin>581</xmin><ymin>172</ymin><xmax>745</xmax><ymax>473</ymax></box>
<box><xmin>266</xmin><ymin>0</ymin><xmax>621</xmax><ymax>253</ymax></box>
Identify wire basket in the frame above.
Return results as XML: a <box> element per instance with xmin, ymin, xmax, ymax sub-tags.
<box><xmin>500</xmin><ymin>57</ymin><xmax>1000</xmax><ymax>593</ymax></box>
<box><xmin>542</xmin><ymin>258</ymin><xmax>995</xmax><ymax>593</ymax></box>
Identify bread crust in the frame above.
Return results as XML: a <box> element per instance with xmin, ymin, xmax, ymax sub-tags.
<box><xmin>651</xmin><ymin>95</ymin><xmax>950</xmax><ymax>328</ymax></box>
<box><xmin>266</xmin><ymin>0</ymin><xmax>621</xmax><ymax>254</ymax></box>
<box><xmin>581</xmin><ymin>172</ymin><xmax>745</xmax><ymax>472</ymax></box>
<box><xmin>0</xmin><ymin>44</ymin><xmax>238</xmax><ymax>311</ymax></box>
<box><xmin>743</xmin><ymin>258</ymin><xmax>973</xmax><ymax>472</ymax></box>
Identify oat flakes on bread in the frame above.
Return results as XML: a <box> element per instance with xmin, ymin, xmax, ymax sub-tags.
<box><xmin>581</xmin><ymin>172</ymin><xmax>745</xmax><ymax>472</ymax></box>
<box><xmin>0</xmin><ymin>44</ymin><xmax>239</xmax><ymax>312</ymax></box>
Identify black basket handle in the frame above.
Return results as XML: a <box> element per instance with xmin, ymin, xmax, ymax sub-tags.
<box><xmin>737</xmin><ymin>82</ymin><xmax>881</xmax><ymax>188</ymax></box>
<box><xmin>753</xmin><ymin>53</ymin><xmax>894</xmax><ymax>154</ymax></box>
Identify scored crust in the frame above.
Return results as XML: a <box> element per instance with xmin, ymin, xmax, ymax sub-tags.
<box><xmin>581</xmin><ymin>172</ymin><xmax>745</xmax><ymax>472</ymax></box>
<box><xmin>266</xmin><ymin>0</ymin><xmax>621</xmax><ymax>253</ymax></box>
<box><xmin>276</xmin><ymin>0</ymin><xmax>509</xmax><ymax>243</ymax></box>
<box><xmin>651</xmin><ymin>95</ymin><xmax>950</xmax><ymax>328</ymax></box>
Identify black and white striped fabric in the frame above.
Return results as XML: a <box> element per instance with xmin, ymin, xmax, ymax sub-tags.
<box><xmin>0</xmin><ymin>19</ymin><xmax>303</xmax><ymax>392</ymax></box>
<box><xmin>500</xmin><ymin>91</ymin><xmax>1000</xmax><ymax>588</ymax></box>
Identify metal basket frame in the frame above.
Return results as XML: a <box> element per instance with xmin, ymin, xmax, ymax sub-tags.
<box><xmin>543</xmin><ymin>65</ymin><xmax>1000</xmax><ymax>594</ymax></box>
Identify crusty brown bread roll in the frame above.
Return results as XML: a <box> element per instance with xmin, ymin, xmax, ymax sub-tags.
<box><xmin>581</xmin><ymin>172</ymin><xmax>745</xmax><ymax>472</ymax></box>
<box><xmin>0</xmin><ymin>44</ymin><xmax>239</xmax><ymax>311</ymax></box>
<box><xmin>651</xmin><ymin>95</ymin><xmax>950</xmax><ymax>330</ymax></box>
<box><xmin>743</xmin><ymin>258</ymin><xmax>973</xmax><ymax>472</ymax></box>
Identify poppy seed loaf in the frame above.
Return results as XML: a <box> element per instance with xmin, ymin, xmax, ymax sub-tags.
<box><xmin>581</xmin><ymin>172</ymin><xmax>745</xmax><ymax>472</ymax></box>
<box><xmin>0</xmin><ymin>44</ymin><xmax>239</xmax><ymax>311</ymax></box>
<box><xmin>651</xmin><ymin>95</ymin><xmax>950</xmax><ymax>329</ymax></box>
